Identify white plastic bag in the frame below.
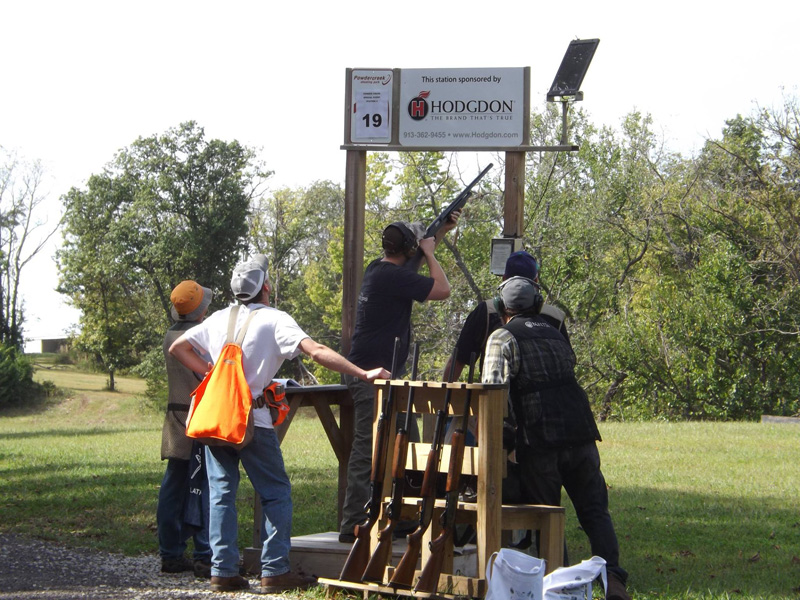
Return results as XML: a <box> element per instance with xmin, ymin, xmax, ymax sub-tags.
<box><xmin>485</xmin><ymin>548</ymin><xmax>546</xmax><ymax>600</ymax></box>
<box><xmin>542</xmin><ymin>556</ymin><xmax>607</xmax><ymax>600</ymax></box>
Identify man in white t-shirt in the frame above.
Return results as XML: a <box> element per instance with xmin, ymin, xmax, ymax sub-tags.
<box><xmin>170</xmin><ymin>254</ymin><xmax>389</xmax><ymax>594</ymax></box>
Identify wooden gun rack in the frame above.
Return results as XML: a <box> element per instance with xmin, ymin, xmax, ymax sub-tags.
<box><xmin>321</xmin><ymin>379</ymin><xmax>565</xmax><ymax>599</ymax></box>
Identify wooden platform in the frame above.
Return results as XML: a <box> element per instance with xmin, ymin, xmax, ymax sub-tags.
<box><xmin>244</xmin><ymin>532</ymin><xmax>477</xmax><ymax>579</ymax></box>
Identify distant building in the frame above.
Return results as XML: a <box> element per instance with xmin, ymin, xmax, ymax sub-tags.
<box><xmin>25</xmin><ymin>338</ymin><xmax>71</xmax><ymax>354</ymax></box>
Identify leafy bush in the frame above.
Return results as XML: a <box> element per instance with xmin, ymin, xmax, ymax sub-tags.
<box><xmin>133</xmin><ymin>346</ymin><xmax>168</xmax><ymax>413</ymax></box>
<box><xmin>0</xmin><ymin>342</ymin><xmax>40</xmax><ymax>406</ymax></box>
<box><xmin>53</xmin><ymin>352</ymin><xmax>75</xmax><ymax>365</ymax></box>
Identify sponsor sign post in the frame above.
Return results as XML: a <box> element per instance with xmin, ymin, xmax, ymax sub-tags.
<box><xmin>344</xmin><ymin>67</ymin><xmax>531</xmax><ymax>150</ymax></box>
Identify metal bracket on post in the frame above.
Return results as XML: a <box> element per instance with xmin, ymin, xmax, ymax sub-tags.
<box><xmin>557</xmin><ymin>92</ymin><xmax>583</xmax><ymax>146</ymax></box>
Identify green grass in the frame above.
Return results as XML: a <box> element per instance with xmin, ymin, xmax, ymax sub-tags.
<box><xmin>569</xmin><ymin>422</ymin><xmax>799</xmax><ymax>599</ymax></box>
<box><xmin>1</xmin><ymin>362</ymin><xmax>799</xmax><ymax>599</ymax></box>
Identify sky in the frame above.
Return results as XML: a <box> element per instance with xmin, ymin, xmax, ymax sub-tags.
<box><xmin>2</xmin><ymin>0</ymin><xmax>799</xmax><ymax>348</ymax></box>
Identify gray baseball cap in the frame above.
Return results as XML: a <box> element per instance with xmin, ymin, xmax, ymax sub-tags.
<box><xmin>230</xmin><ymin>254</ymin><xmax>269</xmax><ymax>301</ymax></box>
<box><xmin>498</xmin><ymin>276</ymin><xmax>541</xmax><ymax>312</ymax></box>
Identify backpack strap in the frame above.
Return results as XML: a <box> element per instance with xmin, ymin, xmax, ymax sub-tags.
<box><xmin>485</xmin><ymin>299</ymin><xmax>497</xmax><ymax>343</ymax></box>
<box><xmin>226</xmin><ymin>304</ymin><xmax>262</xmax><ymax>347</ymax></box>
<box><xmin>225</xmin><ymin>305</ymin><xmax>240</xmax><ymax>344</ymax></box>
<box><xmin>540</xmin><ymin>303</ymin><xmax>566</xmax><ymax>331</ymax></box>
<box><xmin>235</xmin><ymin>310</ymin><xmax>260</xmax><ymax>346</ymax></box>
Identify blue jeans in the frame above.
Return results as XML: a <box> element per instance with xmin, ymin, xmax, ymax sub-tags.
<box><xmin>157</xmin><ymin>457</ymin><xmax>211</xmax><ymax>561</ymax></box>
<box><xmin>205</xmin><ymin>427</ymin><xmax>292</xmax><ymax>578</ymax></box>
<box><xmin>517</xmin><ymin>441</ymin><xmax>628</xmax><ymax>584</ymax></box>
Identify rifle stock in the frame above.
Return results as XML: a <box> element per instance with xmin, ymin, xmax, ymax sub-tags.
<box><xmin>389</xmin><ymin>348</ymin><xmax>458</xmax><ymax>588</ymax></box>
<box><xmin>388</xmin><ymin>442</ymin><xmax>439</xmax><ymax>587</ymax></box>
<box><xmin>361</xmin><ymin>344</ymin><xmax>420</xmax><ymax>583</ymax></box>
<box><xmin>415</xmin><ymin>355</ymin><xmax>477</xmax><ymax>594</ymax></box>
<box><xmin>339</xmin><ymin>337</ymin><xmax>403</xmax><ymax>583</ymax></box>
<box><xmin>406</xmin><ymin>164</ymin><xmax>493</xmax><ymax>272</ymax></box>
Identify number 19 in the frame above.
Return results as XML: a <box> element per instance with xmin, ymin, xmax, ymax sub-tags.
<box><xmin>362</xmin><ymin>113</ymin><xmax>383</xmax><ymax>128</ymax></box>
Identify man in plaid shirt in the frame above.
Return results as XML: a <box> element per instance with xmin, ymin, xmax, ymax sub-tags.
<box><xmin>482</xmin><ymin>276</ymin><xmax>631</xmax><ymax>600</ymax></box>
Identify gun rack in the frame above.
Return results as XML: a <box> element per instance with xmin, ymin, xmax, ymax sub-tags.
<box><xmin>320</xmin><ymin>379</ymin><xmax>565</xmax><ymax>599</ymax></box>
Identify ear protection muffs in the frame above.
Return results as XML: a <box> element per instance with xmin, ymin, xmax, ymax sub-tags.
<box><xmin>383</xmin><ymin>222</ymin><xmax>418</xmax><ymax>254</ymax></box>
<box><xmin>495</xmin><ymin>277</ymin><xmax>544</xmax><ymax>315</ymax></box>
<box><xmin>493</xmin><ymin>295</ymin><xmax>505</xmax><ymax>315</ymax></box>
<box><xmin>531</xmin><ymin>290</ymin><xmax>544</xmax><ymax>315</ymax></box>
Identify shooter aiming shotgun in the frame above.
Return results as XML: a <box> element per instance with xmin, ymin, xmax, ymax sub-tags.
<box><xmin>361</xmin><ymin>342</ymin><xmax>420</xmax><ymax>583</ymax></box>
<box><xmin>406</xmin><ymin>163</ymin><xmax>493</xmax><ymax>272</ymax></box>
<box><xmin>339</xmin><ymin>337</ymin><xmax>403</xmax><ymax>583</ymax></box>
<box><xmin>415</xmin><ymin>354</ymin><xmax>477</xmax><ymax>593</ymax></box>
<box><xmin>389</xmin><ymin>348</ymin><xmax>458</xmax><ymax>588</ymax></box>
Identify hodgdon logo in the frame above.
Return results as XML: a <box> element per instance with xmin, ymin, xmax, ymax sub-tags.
<box><xmin>407</xmin><ymin>89</ymin><xmax>515</xmax><ymax>122</ymax></box>
<box><xmin>408</xmin><ymin>90</ymin><xmax>430</xmax><ymax>121</ymax></box>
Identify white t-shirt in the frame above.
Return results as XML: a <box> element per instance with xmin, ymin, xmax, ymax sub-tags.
<box><xmin>183</xmin><ymin>303</ymin><xmax>308</xmax><ymax>428</ymax></box>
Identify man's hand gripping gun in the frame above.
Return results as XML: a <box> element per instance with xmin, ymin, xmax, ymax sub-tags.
<box><xmin>406</xmin><ymin>164</ymin><xmax>493</xmax><ymax>272</ymax></box>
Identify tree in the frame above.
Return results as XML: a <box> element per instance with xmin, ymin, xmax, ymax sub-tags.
<box><xmin>1</xmin><ymin>149</ymin><xmax>61</xmax><ymax>349</ymax></box>
<box><xmin>58</xmin><ymin>122</ymin><xmax>266</xmax><ymax>389</ymax></box>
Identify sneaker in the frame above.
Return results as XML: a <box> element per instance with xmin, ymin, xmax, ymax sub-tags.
<box><xmin>193</xmin><ymin>559</ymin><xmax>212</xmax><ymax>579</ymax></box>
<box><xmin>161</xmin><ymin>556</ymin><xmax>194</xmax><ymax>573</ymax></box>
<box><xmin>260</xmin><ymin>572</ymin><xmax>317</xmax><ymax>594</ymax></box>
<box><xmin>606</xmin><ymin>572</ymin><xmax>631</xmax><ymax>600</ymax></box>
<box><xmin>338</xmin><ymin>532</ymin><xmax>356</xmax><ymax>544</ymax></box>
<box><xmin>210</xmin><ymin>575</ymin><xmax>250</xmax><ymax>592</ymax></box>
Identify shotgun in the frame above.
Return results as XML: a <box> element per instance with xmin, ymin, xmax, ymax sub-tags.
<box><xmin>414</xmin><ymin>354</ymin><xmax>477</xmax><ymax>593</ymax></box>
<box><xmin>361</xmin><ymin>343</ymin><xmax>420</xmax><ymax>583</ymax></box>
<box><xmin>389</xmin><ymin>348</ymin><xmax>458</xmax><ymax>588</ymax></box>
<box><xmin>339</xmin><ymin>337</ymin><xmax>403</xmax><ymax>582</ymax></box>
<box><xmin>406</xmin><ymin>164</ymin><xmax>493</xmax><ymax>272</ymax></box>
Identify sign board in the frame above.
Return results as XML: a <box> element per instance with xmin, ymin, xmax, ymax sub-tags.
<box><xmin>490</xmin><ymin>237</ymin><xmax>523</xmax><ymax>275</ymax></box>
<box><xmin>398</xmin><ymin>67</ymin><xmax>526</xmax><ymax>147</ymax></box>
<box><xmin>349</xmin><ymin>69</ymin><xmax>393</xmax><ymax>144</ymax></box>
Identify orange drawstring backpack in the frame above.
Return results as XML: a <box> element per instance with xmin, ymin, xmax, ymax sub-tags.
<box><xmin>185</xmin><ymin>305</ymin><xmax>259</xmax><ymax>449</ymax></box>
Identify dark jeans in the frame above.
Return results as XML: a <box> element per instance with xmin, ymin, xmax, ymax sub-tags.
<box><xmin>340</xmin><ymin>376</ymin><xmax>375</xmax><ymax>535</ymax></box>
<box><xmin>157</xmin><ymin>457</ymin><xmax>211</xmax><ymax>562</ymax></box>
<box><xmin>516</xmin><ymin>441</ymin><xmax>628</xmax><ymax>584</ymax></box>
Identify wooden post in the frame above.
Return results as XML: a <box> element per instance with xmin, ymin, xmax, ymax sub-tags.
<box><xmin>503</xmin><ymin>151</ymin><xmax>525</xmax><ymax>238</ymax></box>
<box><xmin>341</xmin><ymin>149</ymin><xmax>366</xmax><ymax>357</ymax></box>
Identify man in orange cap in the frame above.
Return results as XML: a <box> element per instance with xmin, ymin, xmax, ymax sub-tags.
<box><xmin>158</xmin><ymin>280</ymin><xmax>213</xmax><ymax>578</ymax></box>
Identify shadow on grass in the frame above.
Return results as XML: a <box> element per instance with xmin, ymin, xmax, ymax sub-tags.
<box><xmin>0</xmin><ymin>461</ymin><xmax>162</xmax><ymax>555</ymax></box>
<box><xmin>0</xmin><ymin>426</ymin><xmax>157</xmax><ymax>441</ymax></box>
<box><xmin>0</xmin><ymin>390</ymin><xmax>66</xmax><ymax>417</ymax></box>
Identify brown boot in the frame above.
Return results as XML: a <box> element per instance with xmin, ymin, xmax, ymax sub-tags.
<box><xmin>260</xmin><ymin>572</ymin><xmax>318</xmax><ymax>594</ymax></box>
<box><xmin>606</xmin><ymin>571</ymin><xmax>631</xmax><ymax>600</ymax></box>
<box><xmin>210</xmin><ymin>575</ymin><xmax>250</xmax><ymax>592</ymax></box>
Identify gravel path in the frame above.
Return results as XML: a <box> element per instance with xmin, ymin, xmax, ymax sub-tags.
<box><xmin>0</xmin><ymin>534</ymin><xmax>278</xmax><ymax>600</ymax></box>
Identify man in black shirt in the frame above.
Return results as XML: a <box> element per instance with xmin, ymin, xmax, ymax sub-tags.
<box><xmin>446</xmin><ymin>250</ymin><xmax>569</xmax><ymax>380</ymax></box>
<box><xmin>339</xmin><ymin>213</ymin><xmax>459</xmax><ymax>542</ymax></box>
